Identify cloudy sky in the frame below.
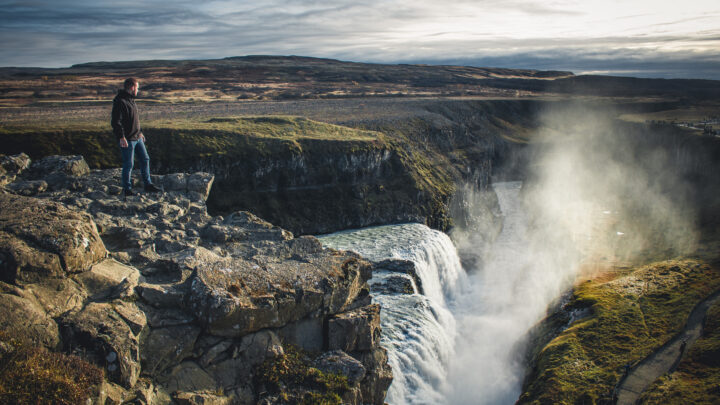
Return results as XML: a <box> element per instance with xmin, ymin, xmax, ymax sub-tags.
<box><xmin>1</xmin><ymin>0</ymin><xmax>719</xmax><ymax>79</ymax></box>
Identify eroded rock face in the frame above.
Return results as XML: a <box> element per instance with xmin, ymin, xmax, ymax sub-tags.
<box><xmin>0</xmin><ymin>292</ymin><xmax>60</xmax><ymax>349</ymax></box>
<box><xmin>0</xmin><ymin>153</ymin><xmax>31</xmax><ymax>186</ymax></box>
<box><xmin>0</xmin><ymin>154</ymin><xmax>392</xmax><ymax>404</ymax></box>
<box><xmin>189</xmin><ymin>238</ymin><xmax>371</xmax><ymax>338</ymax></box>
<box><xmin>60</xmin><ymin>302</ymin><xmax>141</xmax><ymax>388</ymax></box>
<box><xmin>329</xmin><ymin>304</ymin><xmax>382</xmax><ymax>352</ymax></box>
<box><xmin>0</xmin><ymin>193</ymin><xmax>107</xmax><ymax>284</ymax></box>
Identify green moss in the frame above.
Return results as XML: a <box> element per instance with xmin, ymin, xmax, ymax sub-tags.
<box><xmin>0</xmin><ymin>115</ymin><xmax>380</xmax><ymax>169</ymax></box>
<box><xmin>0</xmin><ymin>330</ymin><xmax>103</xmax><ymax>405</ymax></box>
<box><xmin>520</xmin><ymin>259</ymin><xmax>720</xmax><ymax>404</ymax></box>
<box><xmin>255</xmin><ymin>345</ymin><xmax>351</xmax><ymax>404</ymax></box>
<box><xmin>638</xmin><ymin>301</ymin><xmax>720</xmax><ymax>404</ymax></box>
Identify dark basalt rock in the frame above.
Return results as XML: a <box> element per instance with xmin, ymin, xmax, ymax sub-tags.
<box><xmin>0</xmin><ymin>153</ymin><xmax>392</xmax><ymax>404</ymax></box>
<box><xmin>0</xmin><ymin>192</ymin><xmax>107</xmax><ymax>284</ymax></box>
<box><xmin>373</xmin><ymin>258</ymin><xmax>424</xmax><ymax>294</ymax></box>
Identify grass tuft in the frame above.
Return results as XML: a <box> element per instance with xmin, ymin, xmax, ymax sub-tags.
<box><xmin>0</xmin><ymin>330</ymin><xmax>103</xmax><ymax>405</ymax></box>
<box><xmin>255</xmin><ymin>344</ymin><xmax>351</xmax><ymax>404</ymax></box>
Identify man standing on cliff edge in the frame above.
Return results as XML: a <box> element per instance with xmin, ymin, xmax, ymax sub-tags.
<box><xmin>111</xmin><ymin>77</ymin><xmax>161</xmax><ymax>196</ymax></box>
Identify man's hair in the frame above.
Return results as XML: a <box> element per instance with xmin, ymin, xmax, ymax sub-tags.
<box><xmin>123</xmin><ymin>77</ymin><xmax>139</xmax><ymax>90</ymax></box>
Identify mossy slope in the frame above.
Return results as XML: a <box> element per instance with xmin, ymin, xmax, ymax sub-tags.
<box><xmin>638</xmin><ymin>300</ymin><xmax>720</xmax><ymax>404</ymax></box>
<box><xmin>519</xmin><ymin>259</ymin><xmax>720</xmax><ymax>404</ymax></box>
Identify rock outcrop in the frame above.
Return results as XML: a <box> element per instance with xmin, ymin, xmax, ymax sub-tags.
<box><xmin>0</xmin><ymin>153</ymin><xmax>392</xmax><ymax>404</ymax></box>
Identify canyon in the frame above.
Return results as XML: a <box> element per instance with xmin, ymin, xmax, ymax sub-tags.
<box><xmin>1</xmin><ymin>56</ymin><xmax>720</xmax><ymax>404</ymax></box>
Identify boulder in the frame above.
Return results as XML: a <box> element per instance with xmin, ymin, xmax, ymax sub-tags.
<box><xmin>314</xmin><ymin>350</ymin><xmax>366</xmax><ymax>384</ymax></box>
<box><xmin>60</xmin><ymin>302</ymin><xmax>141</xmax><ymax>388</ymax></box>
<box><xmin>27</xmin><ymin>155</ymin><xmax>90</xmax><ymax>178</ymax></box>
<box><xmin>0</xmin><ymin>193</ymin><xmax>107</xmax><ymax>280</ymax></box>
<box><xmin>141</xmin><ymin>325</ymin><xmax>200</xmax><ymax>376</ymax></box>
<box><xmin>223</xmin><ymin>211</ymin><xmax>293</xmax><ymax>241</ymax></box>
<box><xmin>328</xmin><ymin>304</ymin><xmax>382</xmax><ymax>352</ymax></box>
<box><xmin>200</xmin><ymin>224</ymin><xmax>246</xmax><ymax>244</ymax></box>
<box><xmin>0</xmin><ymin>152</ymin><xmax>31</xmax><ymax>174</ymax></box>
<box><xmin>160</xmin><ymin>173</ymin><xmax>187</xmax><ymax>192</ymax></box>
<box><xmin>173</xmin><ymin>390</ymin><xmax>231</xmax><ymax>405</ymax></box>
<box><xmin>189</xmin><ymin>239</ymin><xmax>372</xmax><ymax>337</ymax></box>
<box><xmin>159</xmin><ymin>362</ymin><xmax>220</xmax><ymax>397</ymax></box>
<box><xmin>186</xmin><ymin>173</ymin><xmax>214</xmax><ymax>200</ymax></box>
<box><xmin>0</xmin><ymin>153</ymin><xmax>31</xmax><ymax>186</ymax></box>
<box><xmin>188</xmin><ymin>258</ymin><xmax>317</xmax><ymax>337</ymax></box>
<box><xmin>24</xmin><ymin>278</ymin><xmax>87</xmax><ymax>317</ymax></box>
<box><xmin>0</xmin><ymin>231</ymin><xmax>65</xmax><ymax>284</ymax></box>
<box><xmin>112</xmin><ymin>300</ymin><xmax>148</xmax><ymax>336</ymax></box>
<box><xmin>74</xmin><ymin>258</ymin><xmax>141</xmax><ymax>301</ymax></box>
<box><xmin>206</xmin><ymin>330</ymin><xmax>283</xmax><ymax>388</ymax></box>
<box><xmin>355</xmin><ymin>347</ymin><xmax>393</xmax><ymax>405</ymax></box>
<box><xmin>5</xmin><ymin>179</ymin><xmax>48</xmax><ymax>196</ymax></box>
<box><xmin>0</xmin><ymin>292</ymin><xmax>60</xmax><ymax>349</ymax></box>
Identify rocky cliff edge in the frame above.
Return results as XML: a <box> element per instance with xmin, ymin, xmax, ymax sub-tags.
<box><xmin>0</xmin><ymin>153</ymin><xmax>392</xmax><ymax>404</ymax></box>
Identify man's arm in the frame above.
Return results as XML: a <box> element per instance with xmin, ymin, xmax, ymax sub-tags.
<box><xmin>111</xmin><ymin>99</ymin><xmax>128</xmax><ymax>147</ymax></box>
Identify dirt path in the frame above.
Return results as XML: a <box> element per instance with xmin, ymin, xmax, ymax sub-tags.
<box><xmin>615</xmin><ymin>290</ymin><xmax>720</xmax><ymax>404</ymax></box>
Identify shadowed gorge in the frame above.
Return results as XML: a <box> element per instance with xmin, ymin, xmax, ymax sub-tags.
<box><xmin>1</xmin><ymin>56</ymin><xmax>720</xmax><ymax>404</ymax></box>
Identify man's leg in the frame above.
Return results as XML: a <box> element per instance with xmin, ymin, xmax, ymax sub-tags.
<box><xmin>135</xmin><ymin>138</ymin><xmax>152</xmax><ymax>186</ymax></box>
<box><xmin>120</xmin><ymin>142</ymin><xmax>135</xmax><ymax>191</ymax></box>
<box><xmin>135</xmin><ymin>139</ymin><xmax>161</xmax><ymax>192</ymax></box>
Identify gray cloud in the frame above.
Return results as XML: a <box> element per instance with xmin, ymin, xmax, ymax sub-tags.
<box><xmin>0</xmin><ymin>0</ymin><xmax>718</xmax><ymax>80</ymax></box>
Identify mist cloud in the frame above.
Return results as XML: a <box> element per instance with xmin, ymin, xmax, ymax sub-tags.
<box><xmin>525</xmin><ymin>105</ymin><xmax>699</xmax><ymax>263</ymax></box>
<box><xmin>444</xmin><ymin>104</ymin><xmax>699</xmax><ymax>402</ymax></box>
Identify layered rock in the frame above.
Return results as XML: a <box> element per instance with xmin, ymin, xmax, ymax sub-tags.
<box><xmin>0</xmin><ymin>153</ymin><xmax>392</xmax><ymax>404</ymax></box>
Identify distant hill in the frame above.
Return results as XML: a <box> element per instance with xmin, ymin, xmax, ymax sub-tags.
<box><xmin>0</xmin><ymin>55</ymin><xmax>718</xmax><ymax>107</ymax></box>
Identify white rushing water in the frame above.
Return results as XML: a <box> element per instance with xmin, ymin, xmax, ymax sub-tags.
<box><xmin>446</xmin><ymin>181</ymin><xmax>538</xmax><ymax>404</ymax></box>
<box><xmin>318</xmin><ymin>224</ymin><xmax>466</xmax><ymax>404</ymax></box>
<box><xmin>318</xmin><ymin>182</ymin><xmax>575</xmax><ymax>404</ymax></box>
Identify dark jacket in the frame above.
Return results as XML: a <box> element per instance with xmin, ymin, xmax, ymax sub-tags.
<box><xmin>111</xmin><ymin>89</ymin><xmax>142</xmax><ymax>141</ymax></box>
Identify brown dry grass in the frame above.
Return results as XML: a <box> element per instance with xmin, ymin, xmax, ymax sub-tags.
<box><xmin>0</xmin><ymin>330</ymin><xmax>103</xmax><ymax>405</ymax></box>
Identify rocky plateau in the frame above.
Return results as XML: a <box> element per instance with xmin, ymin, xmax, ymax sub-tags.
<box><xmin>0</xmin><ymin>152</ymin><xmax>392</xmax><ymax>404</ymax></box>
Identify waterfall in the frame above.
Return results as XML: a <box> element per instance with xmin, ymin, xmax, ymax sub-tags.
<box><xmin>318</xmin><ymin>224</ymin><xmax>466</xmax><ymax>404</ymax></box>
<box><xmin>318</xmin><ymin>182</ymin><xmax>577</xmax><ymax>404</ymax></box>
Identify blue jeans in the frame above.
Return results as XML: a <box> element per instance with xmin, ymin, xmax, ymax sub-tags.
<box><xmin>120</xmin><ymin>139</ymin><xmax>152</xmax><ymax>190</ymax></box>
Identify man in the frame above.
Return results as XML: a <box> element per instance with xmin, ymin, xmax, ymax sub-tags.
<box><xmin>111</xmin><ymin>77</ymin><xmax>161</xmax><ymax>196</ymax></box>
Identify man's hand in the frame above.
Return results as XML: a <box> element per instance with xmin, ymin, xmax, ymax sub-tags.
<box><xmin>119</xmin><ymin>137</ymin><xmax>128</xmax><ymax>148</ymax></box>
<box><xmin>139</xmin><ymin>133</ymin><xmax>145</xmax><ymax>143</ymax></box>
